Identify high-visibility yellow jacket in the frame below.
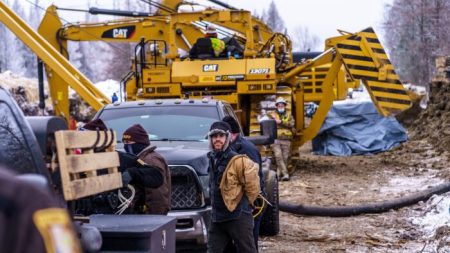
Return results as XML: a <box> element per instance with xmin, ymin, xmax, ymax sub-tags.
<box><xmin>210</xmin><ymin>38</ymin><xmax>225</xmax><ymax>57</ymax></box>
<box><xmin>271</xmin><ymin>111</ymin><xmax>295</xmax><ymax>139</ymax></box>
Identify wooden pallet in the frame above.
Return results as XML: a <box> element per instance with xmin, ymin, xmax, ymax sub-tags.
<box><xmin>55</xmin><ymin>130</ymin><xmax>122</xmax><ymax>201</ymax></box>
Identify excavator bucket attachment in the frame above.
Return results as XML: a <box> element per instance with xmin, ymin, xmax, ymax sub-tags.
<box><xmin>335</xmin><ymin>27</ymin><xmax>412</xmax><ymax>116</ymax></box>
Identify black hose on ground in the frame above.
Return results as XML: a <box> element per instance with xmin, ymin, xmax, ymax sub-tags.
<box><xmin>279</xmin><ymin>182</ymin><xmax>450</xmax><ymax>217</ymax></box>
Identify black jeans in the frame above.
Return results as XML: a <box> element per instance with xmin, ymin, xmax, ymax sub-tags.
<box><xmin>207</xmin><ymin>212</ymin><xmax>256</xmax><ymax>253</ymax></box>
<box><xmin>253</xmin><ymin>205</ymin><xmax>266</xmax><ymax>251</ymax></box>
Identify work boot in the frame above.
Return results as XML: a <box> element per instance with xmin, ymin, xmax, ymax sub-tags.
<box><xmin>281</xmin><ymin>175</ymin><xmax>290</xmax><ymax>181</ymax></box>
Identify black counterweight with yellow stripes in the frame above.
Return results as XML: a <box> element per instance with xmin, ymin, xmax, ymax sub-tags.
<box><xmin>335</xmin><ymin>27</ymin><xmax>412</xmax><ymax>116</ymax></box>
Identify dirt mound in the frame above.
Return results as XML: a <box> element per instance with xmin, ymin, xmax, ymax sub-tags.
<box><xmin>409</xmin><ymin>57</ymin><xmax>450</xmax><ymax>153</ymax></box>
<box><xmin>0</xmin><ymin>71</ymin><xmax>94</xmax><ymax>120</ymax></box>
<box><xmin>395</xmin><ymin>94</ymin><xmax>424</xmax><ymax>128</ymax></box>
<box><xmin>0</xmin><ymin>71</ymin><xmax>53</xmax><ymax>116</ymax></box>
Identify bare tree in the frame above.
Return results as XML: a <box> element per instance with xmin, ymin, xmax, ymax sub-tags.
<box><xmin>261</xmin><ymin>1</ymin><xmax>285</xmax><ymax>33</ymax></box>
<box><xmin>290</xmin><ymin>26</ymin><xmax>321</xmax><ymax>52</ymax></box>
<box><xmin>384</xmin><ymin>0</ymin><xmax>450</xmax><ymax>86</ymax></box>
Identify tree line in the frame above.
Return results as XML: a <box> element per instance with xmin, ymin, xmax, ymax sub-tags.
<box><xmin>1</xmin><ymin>0</ymin><xmax>440</xmax><ymax>87</ymax></box>
<box><xmin>0</xmin><ymin>0</ymin><xmax>149</xmax><ymax>82</ymax></box>
<box><xmin>384</xmin><ymin>0</ymin><xmax>450</xmax><ymax>86</ymax></box>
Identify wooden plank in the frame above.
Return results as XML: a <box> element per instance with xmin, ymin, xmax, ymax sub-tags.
<box><xmin>66</xmin><ymin>173</ymin><xmax>123</xmax><ymax>200</ymax></box>
<box><xmin>65</xmin><ymin>152</ymin><xmax>120</xmax><ymax>173</ymax></box>
<box><xmin>60</xmin><ymin>130</ymin><xmax>117</xmax><ymax>149</ymax></box>
<box><xmin>55</xmin><ymin>130</ymin><xmax>122</xmax><ymax>200</ymax></box>
<box><xmin>55</xmin><ymin>131</ymin><xmax>75</xmax><ymax>200</ymax></box>
<box><xmin>82</xmin><ymin>149</ymin><xmax>97</xmax><ymax>177</ymax></box>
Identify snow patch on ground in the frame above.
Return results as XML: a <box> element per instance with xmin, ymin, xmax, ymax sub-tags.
<box><xmin>334</xmin><ymin>83</ymin><xmax>428</xmax><ymax>107</ymax></box>
<box><xmin>91</xmin><ymin>79</ymin><xmax>121</xmax><ymax>101</ymax></box>
<box><xmin>379</xmin><ymin>172</ymin><xmax>444</xmax><ymax>195</ymax></box>
<box><xmin>1</xmin><ymin>71</ymin><xmax>120</xmax><ymax>103</ymax></box>
<box><xmin>0</xmin><ymin>71</ymin><xmax>41</xmax><ymax>100</ymax></box>
<box><xmin>0</xmin><ymin>70</ymin><xmax>121</xmax><ymax>118</ymax></box>
<box><xmin>411</xmin><ymin>193</ymin><xmax>450</xmax><ymax>236</ymax></box>
<box><xmin>334</xmin><ymin>86</ymin><xmax>372</xmax><ymax>105</ymax></box>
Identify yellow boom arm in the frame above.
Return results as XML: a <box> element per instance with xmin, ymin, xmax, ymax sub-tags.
<box><xmin>0</xmin><ymin>2</ymin><xmax>110</xmax><ymax>121</ymax></box>
<box><xmin>39</xmin><ymin>5</ymin><xmax>205</xmax><ymax>53</ymax></box>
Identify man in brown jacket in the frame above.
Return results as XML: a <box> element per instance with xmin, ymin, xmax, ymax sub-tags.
<box><xmin>207</xmin><ymin>121</ymin><xmax>260</xmax><ymax>253</ymax></box>
<box><xmin>122</xmin><ymin>124</ymin><xmax>171</xmax><ymax>215</ymax></box>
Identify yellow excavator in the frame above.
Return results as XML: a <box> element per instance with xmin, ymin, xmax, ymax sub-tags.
<box><xmin>0</xmin><ymin>3</ymin><xmax>110</xmax><ymax>122</ymax></box>
<box><xmin>38</xmin><ymin>0</ymin><xmax>412</xmax><ymax>151</ymax></box>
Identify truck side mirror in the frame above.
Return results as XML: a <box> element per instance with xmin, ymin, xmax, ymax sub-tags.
<box><xmin>260</xmin><ymin>119</ymin><xmax>277</xmax><ymax>144</ymax></box>
<box><xmin>246</xmin><ymin>119</ymin><xmax>277</xmax><ymax>146</ymax></box>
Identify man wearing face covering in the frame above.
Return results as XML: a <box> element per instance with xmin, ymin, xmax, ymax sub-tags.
<box><xmin>207</xmin><ymin>121</ymin><xmax>260</xmax><ymax>253</ymax></box>
<box><xmin>270</xmin><ymin>97</ymin><xmax>295</xmax><ymax>181</ymax></box>
<box><xmin>122</xmin><ymin>124</ymin><xmax>171</xmax><ymax>215</ymax></box>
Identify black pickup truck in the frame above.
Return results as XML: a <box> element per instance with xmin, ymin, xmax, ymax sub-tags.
<box><xmin>95</xmin><ymin>98</ymin><xmax>280</xmax><ymax>249</ymax></box>
<box><xmin>0</xmin><ymin>86</ymin><xmax>176</xmax><ymax>252</ymax></box>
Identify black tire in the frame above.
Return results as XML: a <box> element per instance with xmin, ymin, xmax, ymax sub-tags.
<box><xmin>259</xmin><ymin>169</ymin><xmax>279</xmax><ymax>236</ymax></box>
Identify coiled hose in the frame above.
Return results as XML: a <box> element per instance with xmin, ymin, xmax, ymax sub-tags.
<box><xmin>279</xmin><ymin>182</ymin><xmax>450</xmax><ymax>217</ymax></box>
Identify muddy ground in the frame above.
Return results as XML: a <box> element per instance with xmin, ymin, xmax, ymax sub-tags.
<box><xmin>259</xmin><ymin>71</ymin><xmax>450</xmax><ymax>252</ymax></box>
<box><xmin>260</xmin><ymin>139</ymin><xmax>450</xmax><ymax>253</ymax></box>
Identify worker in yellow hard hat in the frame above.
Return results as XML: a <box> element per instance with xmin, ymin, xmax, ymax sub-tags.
<box><xmin>270</xmin><ymin>97</ymin><xmax>295</xmax><ymax>181</ymax></box>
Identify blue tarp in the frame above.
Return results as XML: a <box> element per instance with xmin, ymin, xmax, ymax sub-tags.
<box><xmin>312</xmin><ymin>101</ymin><xmax>408</xmax><ymax>156</ymax></box>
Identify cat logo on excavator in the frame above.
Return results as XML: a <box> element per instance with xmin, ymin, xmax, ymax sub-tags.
<box><xmin>203</xmin><ymin>64</ymin><xmax>218</xmax><ymax>72</ymax></box>
<box><xmin>101</xmin><ymin>26</ymin><xmax>136</xmax><ymax>39</ymax></box>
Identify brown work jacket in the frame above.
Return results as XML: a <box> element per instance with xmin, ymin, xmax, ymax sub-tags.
<box><xmin>219</xmin><ymin>155</ymin><xmax>260</xmax><ymax>212</ymax></box>
<box><xmin>137</xmin><ymin>146</ymin><xmax>171</xmax><ymax>215</ymax></box>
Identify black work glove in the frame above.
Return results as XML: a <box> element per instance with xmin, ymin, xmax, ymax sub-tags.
<box><xmin>121</xmin><ymin>171</ymin><xmax>132</xmax><ymax>187</ymax></box>
<box><xmin>127</xmin><ymin>166</ymin><xmax>163</xmax><ymax>188</ymax></box>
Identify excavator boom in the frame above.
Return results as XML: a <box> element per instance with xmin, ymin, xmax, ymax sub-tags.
<box><xmin>0</xmin><ymin>2</ymin><xmax>110</xmax><ymax>121</ymax></box>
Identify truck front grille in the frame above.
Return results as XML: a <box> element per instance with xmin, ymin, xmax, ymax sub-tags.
<box><xmin>169</xmin><ymin>165</ymin><xmax>204</xmax><ymax>209</ymax></box>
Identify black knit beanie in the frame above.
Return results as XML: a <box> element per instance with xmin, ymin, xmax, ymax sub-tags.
<box><xmin>122</xmin><ymin>124</ymin><xmax>150</xmax><ymax>145</ymax></box>
<box><xmin>222</xmin><ymin>116</ymin><xmax>240</xmax><ymax>134</ymax></box>
<box><xmin>82</xmin><ymin>119</ymin><xmax>108</xmax><ymax>131</ymax></box>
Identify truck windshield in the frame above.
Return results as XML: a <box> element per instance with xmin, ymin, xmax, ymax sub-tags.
<box><xmin>98</xmin><ymin>106</ymin><xmax>220</xmax><ymax>142</ymax></box>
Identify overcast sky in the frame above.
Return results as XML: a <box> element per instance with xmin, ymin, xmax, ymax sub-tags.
<box><xmin>34</xmin><ymin>0</ymin><xmax>393</xmax><ymax>46</ymax></box>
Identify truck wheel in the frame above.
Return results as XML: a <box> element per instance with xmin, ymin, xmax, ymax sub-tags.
<box><xmin>259</xmin><ymin>169</ymin><xmax>279</xmax><ymax>236</ymax></box>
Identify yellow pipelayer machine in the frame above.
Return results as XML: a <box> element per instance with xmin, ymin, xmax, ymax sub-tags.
<box><xmin>38</xmin><ymin>0</ymin><xmax>412</xmax><ymax>151</ymax></box>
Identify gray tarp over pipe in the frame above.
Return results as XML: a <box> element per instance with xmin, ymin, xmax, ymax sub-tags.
<box><xmin>312</xmin><ymin>101</ymin><xmax>408</xmax><ymax>156</ymax></box>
